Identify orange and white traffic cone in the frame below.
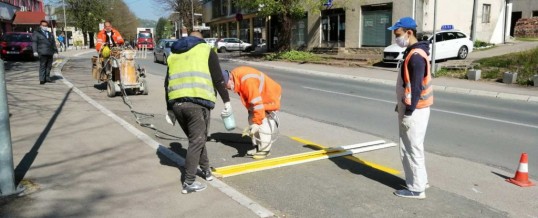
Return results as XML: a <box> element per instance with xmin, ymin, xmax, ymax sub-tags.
<box><xmin>507</xmin><ymin>153</ymin><xmax>535</xmax><ymax>187</ymax></box>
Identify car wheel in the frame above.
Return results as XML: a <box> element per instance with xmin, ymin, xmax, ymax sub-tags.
<box><xmin>458</xmin><ymin>46</ymin><xmax>468</xmax><ymax>59</ymax></box>
<box><xmin>219</xmin><ymin>47</ymin><xmax>227</xmax><ymax>53</ymax></box>
<box><xmin>153</xmin><ymin>53</ymin><xmax>157</xmax><ymax>63</ymax></box>
<box><xmin>163</xmin><ymin>55</ymin><xmax>167</xmax><ymax>65</ymax></box>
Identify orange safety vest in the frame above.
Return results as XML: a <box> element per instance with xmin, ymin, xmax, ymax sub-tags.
<box><xmin>231</xmin><ymin>66</ymin><xmax>282</xmax><ymax>125</ymax></box>
<box><xmin>402</xmin><ymin>49</ymin><xmax>433</xmax><ymax>108</ymax></box>
<box><xmin>96</xmin><ymin>28</ymin><xmax>124</xmax><ymax>52</ymax></box>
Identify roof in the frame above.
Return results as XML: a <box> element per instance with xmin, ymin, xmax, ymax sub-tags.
<box><xmin>12</xmin><ymin>11</ymin><xmax>45</xmax><ymax>25</ymax></box>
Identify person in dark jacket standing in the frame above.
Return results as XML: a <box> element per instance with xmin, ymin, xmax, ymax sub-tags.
<box><xmin>32</xmin><ymin>20</ymin><xmax>58</xmax><ymax>84</ymax></box>
<box><xmin>388</xmin><ymin>17</ymin><xmax>434</xmax><ymax>199</ymax></box>
<box><xmin>164</xmin><ymin>31</ymin><xmax>232</xmax><ymax>194</ymax></box>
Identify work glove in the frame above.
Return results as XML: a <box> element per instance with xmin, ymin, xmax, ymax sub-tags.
<box><xmin>221</xmin><ymin>102</ymin><xmax>233</xmax><ymax>117</ymax></box>
<box><xmin>249</xmin><ymin>124</ymin><xmax>261</xmax><ymax>135</ymax></box>
<box><xmin>165</xmin><ymin>110</ymin><xmax>176</xmax><ymax>126</ymax></box>
<box><xmin>401</xmin><ymin>115</ymin><xmax>414</xmax><ymax>131</ymax></box>
<box><xmin>33</xmin><ymin>52</ymin><xmax>38</xmax><ymax>57</ymax></box>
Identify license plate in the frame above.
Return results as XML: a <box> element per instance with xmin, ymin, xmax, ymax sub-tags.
<box><xmin>7</xmin><ymin>51</ymin><xmax>19</xmax><ymax>54</ymax></box>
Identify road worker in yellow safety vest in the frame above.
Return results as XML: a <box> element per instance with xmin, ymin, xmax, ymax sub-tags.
<box><xmin>388</xmin><ymin>17</ymin><xmax>433</xmax><ymax>199</ymax></box>
<box><xmin>165</xmin><ymin>31</ymin><xmax>232</xmax><ymax>194</ymax></box>
<box><xmin>223</xmin><ymin>66</ymin><xmax>281</xmax><ymax>159</ymax></box>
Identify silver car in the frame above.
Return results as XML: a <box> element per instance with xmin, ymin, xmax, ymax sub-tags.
<box><xmin>154</xmin><ymin>39</ymin><xmax>177</xmax><ymax>64</ymax></box>
<box><xmin>216</xmin><ymin>38</ymin><xmax>253</xmax><ymax>53</ymax></box>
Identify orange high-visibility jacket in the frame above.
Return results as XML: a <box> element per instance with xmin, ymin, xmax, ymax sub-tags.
<box><xmin>231</xmin><ymin>66</ymin><xmax>282</xmax><ymax>125</ymax></box>
<box><xmin>402</xmin><ymin>49</ymin><xmax>433</xmax><ymax>108</ymax></box>
<box><xmin>96</xmin><ymin>28</ymin><xmax>124</xmax><ymax>52</ymax></box>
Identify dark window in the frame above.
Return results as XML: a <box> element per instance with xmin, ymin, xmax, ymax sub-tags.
<box><xmin>2</xmin><ymin>34</ymin><xmax>32</xmax><ymax>42</ymax></box>
<box><xmin>482</xmin><ymin>4</ymin><xmax>491</xmax><ymax>23</ymax></box>
<box><xmin>138</xmin><ymin>33</ymin><xmax>152</xmax><ymax>38</ymax></box>
<box><xmin>443</xmin><ymin>32</ymin><xmax>457</xmax><ymax>41</ymax></box>
<box><xmin>435</xmin><ymin>33</ymin><xmax>443</xmax><ymax>42</ymax></box>
<box><xmin>533</xmin><ymin>11</ymin><xmax>538</xmax><ymax>17</ymax></box>
<box><xmin>456</xmin><ymin>32</ymin><xmax>467</xmax><ymax>38</ymax></box>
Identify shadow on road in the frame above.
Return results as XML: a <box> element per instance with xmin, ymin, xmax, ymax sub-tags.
<box><xmin>210</xmin><ymin>132</ymin><xmax>255</xmax><ymax>158</ymax></box>
<box><xmin>302</xmin><ymin>144</ymin><xmax>406</xmax><ymax>190</ymax></box>
<box><xmin>14</xmin><ymin>88</ymin><xmax>73</xmax><ymax>185</ymax></box>
<box><xmin>491</xmin><ymin>171</ymin><xmax>511</xmax><ymax>180</ymax></box>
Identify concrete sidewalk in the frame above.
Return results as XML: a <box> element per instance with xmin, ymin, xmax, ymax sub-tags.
<box><xmin>0</xmin><ymin>50</ymin><xmax>262</xmax><ymax>217</ymax></box>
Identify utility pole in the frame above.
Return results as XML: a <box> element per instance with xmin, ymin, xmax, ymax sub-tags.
<box><xmin>471</xmin><ymin>0</ymin><xmax>478</xmax><ymax>41</ymax></box>
<box><xmin>191</xmin><ymin>0</ymin><xmax>195</xmax><ymax>32</ymax></box>
<box><xmin>62</xmin><ymin>0</ymin><xmax>68</xmax><ymax>49</ymax></box>
<box><xmin>431</xmin><ymin>0</ymin><xmax>437</xmax><ymax>76</ymax></box>
<box><xmin>0</xmin><ymin>60</ymin><xmax>23</xmax><ymax>197</ymax></box>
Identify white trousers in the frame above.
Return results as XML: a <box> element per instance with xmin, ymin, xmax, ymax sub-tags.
<box><xmin>248</xmin><ymin>112</ymin><xmax>278</xmax><ymax>152</ymax></box>
<box><xmin>398</xmin><ymin>104</ymin><xmax>430</xmax><ymax>192</ymax></box>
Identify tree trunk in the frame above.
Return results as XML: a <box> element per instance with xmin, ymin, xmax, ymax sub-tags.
<box><xmin>82</xmin><ymin>31</ymin><xmax>88</xmax><ymax>47</ymax></box>
<box><xmin>277</xmin><ymin>14</ymin><xmax>293</xmax><ymax>52</ymax></box>
<box><xmin>88</xmin><ymin>32</ymin><xmax>95</xmax><ymax>49</ymax></box>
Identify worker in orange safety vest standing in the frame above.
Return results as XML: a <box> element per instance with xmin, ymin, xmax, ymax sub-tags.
<box><xmin>223</xmin><ymin>66</ymin><xmax>281</xmax><ymax>159</ymax></box>
<box><xmin>388</xmin><ymin>17</ymin><xmax>433</xmax><ymax>199</ymax></box>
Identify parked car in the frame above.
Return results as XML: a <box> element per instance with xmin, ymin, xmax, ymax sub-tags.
<box><xmin>216</xmin><ymin>38</ymin><xmax>253</xmax><ymax>53</ymax></box>
<box><xmin>153</xmin><ymin>39</ymin><xmax>176</xmax><ymax>64</ymax></box>
<box><xmin>383</xmin><ymin>29</ymin><xmax>473</xmax><ymax>64</ymax></box>
<box><xmin>1</xmin><ymin>32</ymin><xmax>35</xmax><ymax>61</ymax></box>
<box><xmin>205</xmin><ymin>38</ymin><xmax>217</xmax><ymax>48</ymax></box>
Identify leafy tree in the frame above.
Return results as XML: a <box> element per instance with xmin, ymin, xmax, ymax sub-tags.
<box><xmin>64</xmin><ymin>0</ymin><xmax>106</xmax><ymax>48</ymax></box>
<box><xmin>153</xmin><ymin>0</ymin><xmax>203</xmax><ymax>33</ymax></box>
<box><xmin>102</xmin><ymin>0</ymin><xmax>140</xmax><ymax>43</ymax></box>
<box><xmin>155</xmin><ymin>17</ymin><xmax>174</xmax><ymax>40</ymax></box>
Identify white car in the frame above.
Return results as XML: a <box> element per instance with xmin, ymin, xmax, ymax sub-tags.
<box><xmin>216</xmin><ymin>38</ymin><xmax>253</xmax><ymax>53</ymax></box>
<box><xmin>205</xmin><ymin>38</ymin><xmax>217</xmax><ymax>48</ymax></box>
<box><xmin>383</xmin><ymin>30</ymin><xmax>473</xmax><ymax>64</ymax></box>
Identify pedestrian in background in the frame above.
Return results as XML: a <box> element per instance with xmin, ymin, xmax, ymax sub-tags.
<box><xmin>388</xmin><ymin>17</ymin><xmax>433</xmax><ymax>199</ymax></box>
<box><xmin>165</xmin><ymin>31</ymin><xmax>232</xmax><ymax>194</ymax></box>
<box><xmin>32</xmin><ymin>20</ymin><xmax>58</xmax><ymax>85</ymax></box>
<box><xmin>223</xmin><ymin>66</ymin><xmax>281</xmax><ymax>159</ymax></box>
<box><xmin>57</xmin><ymin>32</ymin><xmax>66</xmax><ymax>52</ymax></box>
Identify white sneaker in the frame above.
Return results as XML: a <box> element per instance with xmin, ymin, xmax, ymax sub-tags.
<box><xmin>394</xmin><ymin>189</ymin><xmax>426</xmax><ymax>199</ymax></box>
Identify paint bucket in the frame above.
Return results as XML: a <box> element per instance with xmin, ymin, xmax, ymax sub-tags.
<box><xmin>221</xmin><ymin>112</ymin><xmax>236</xmax><ymax>131</ymax></box>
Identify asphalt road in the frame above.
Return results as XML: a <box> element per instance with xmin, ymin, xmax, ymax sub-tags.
<box><xmin>137</xmin><ymin>53</ymin><xmax>538</xmax><ymax>174</ymax></box>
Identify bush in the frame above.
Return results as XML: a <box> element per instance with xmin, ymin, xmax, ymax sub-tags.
<box><xmin>265</xmin><ymin>50</ymin><xmax>321</xmax><ymax>62</ymax></box>
<box><xmin>476</xmin><ymin>47</ymin><xmax>538</xmax><ymax>85</ymax></box>
<box><xmin>474</xmin><ymin>40</ymin><xmax>494</xmax><ymax>48</ymax></box>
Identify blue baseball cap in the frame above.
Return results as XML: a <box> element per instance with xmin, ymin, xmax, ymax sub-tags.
<box><xmin>387</xmin><ymin>17</ymin><xmax>417</xmax><ymax>30</ymax></box>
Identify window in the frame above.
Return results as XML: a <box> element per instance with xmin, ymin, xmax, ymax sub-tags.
<box><xmin>456</xmin><ymin>32</ymin><xmax>467</xmax><ymax>38</ymax></box>
<box><xmin>482</xmin><ymin>4</ymin><xmax>491</xmax><ymax>23</ymax></box>
<box><xmin>533</xmin><ymin>11</ymin><xmax>538</xmax><ymax>17</ymax></box>
<box><xmin>434</xmin><ymin>33</ymin><xmax>443</xmax><ymax>42</ymax></box>
<box><xmin>443</xmin><ymin>32</ymin><xmax>457</xmax><ymax>41</ymax></box>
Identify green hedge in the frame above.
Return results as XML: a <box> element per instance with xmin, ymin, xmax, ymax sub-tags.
<box><xmin>265</xmin><ymin>50</ymin><xmax>321</xmax><ymax>62</ymax></box>
<box><xmin>476</xmin><ymin>48</ymin><xmax>538</xmax><ymax>85</ymax></box>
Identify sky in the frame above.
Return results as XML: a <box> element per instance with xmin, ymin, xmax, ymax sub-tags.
<box><xmin>44</xmin><ymin>0</ymin><xmax>165</xmax><ymax>21</ymax></box>
<box><xmin>124</xmin><ymin>0</ymin><xmax>164</xmax><ymax>21</ymax></box>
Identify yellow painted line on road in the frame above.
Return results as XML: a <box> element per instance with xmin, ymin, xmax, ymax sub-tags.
<box><xmin>290</xmin><ymin>137</ymin><xmax>400</xmax><ymax>175</ymax></box>
<box><xmin>212</xmin><ymin>138</ymin><xmax>396</xmax><ymax>178</ymax></box>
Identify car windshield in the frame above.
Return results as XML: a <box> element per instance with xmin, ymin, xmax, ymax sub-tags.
<box><xmin>3</xmin><ymin>34</ymin><xmax>32</xmax><ymax>42</ymax></box>
<box><xmin>165</xmin><ymin>41</ymin><xmax>175</xmax><ymax>48</ymax></box>
<box><xmin>138</xmin><ymin>33</ymin><xmax>152</xmax><ymax>38</ymax></box>
<box><xmin>417</xmin><ymin>32</ymin><xmax>432</xmax><ymax>41</ymax></box>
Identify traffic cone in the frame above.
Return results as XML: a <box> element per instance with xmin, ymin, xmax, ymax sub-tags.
<box><xmin>506</xmin><ymin>153</ymin><xmax>535</xmax><ymax>187</ymax></box>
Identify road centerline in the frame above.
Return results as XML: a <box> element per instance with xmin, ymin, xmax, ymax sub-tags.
<box><xmin>302</xmin><ymin>86</ymin><xmax>538</xmax><ymax>129</ymax></box>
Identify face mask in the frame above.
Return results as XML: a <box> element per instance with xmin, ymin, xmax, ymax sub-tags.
<box><xmin>105</xmin><ymin>28</ymin><xmax>111</xmax><ymax>33</ymax></box>
<box><xmin>396</xmin><ymin>34</ymin><xmax>409</xmax><ymax>48</ymax></box>
<box><xmin>41</xmin><ymin>26</ymin><xmax>48</xmax><ymax>31</ymax></box>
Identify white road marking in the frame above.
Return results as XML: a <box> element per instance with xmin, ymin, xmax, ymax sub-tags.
<box><xmin>303</xmin><ymin>86</ymin><xmax>538</xmax><ymax>129</ymax></box>
<box><xmin>53</xmin><ymin>57</ymin><xmax>274</xmax><ymax>218</ymax></box>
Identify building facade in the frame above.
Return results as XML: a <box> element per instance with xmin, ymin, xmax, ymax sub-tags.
<box><xmin>0</xmin><ymin>0</ymin><xmax>44</xmax><ymax>35</ymax></box>
<box><xmin>510</xmin><ymin>0</ymin><xmax>538</xmax><ymax>36</ymax></box>
<box><xmin>203</xmin><ymin>0</ymin><xmax>513</xmax><ymax>52</ymax></box>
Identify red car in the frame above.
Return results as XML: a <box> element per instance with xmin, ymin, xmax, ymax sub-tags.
<box><xmin>1</xmin><ymin>32</ymin><xmax>35</xmax><ymax>61</ymax></box>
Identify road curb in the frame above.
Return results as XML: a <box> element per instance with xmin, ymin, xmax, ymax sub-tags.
<box><xmin>222</xmin><ymin>58</ymin><xmax>537</xmax><ymax>103</ymax></box>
